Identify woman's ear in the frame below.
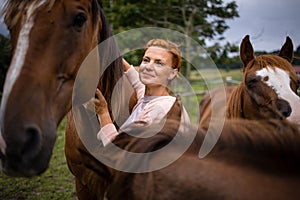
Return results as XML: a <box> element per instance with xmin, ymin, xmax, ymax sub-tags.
<box><xmin>168</xmin><ymin>69</ymin><xmax>178</xmax><ymax>81</ymax></box>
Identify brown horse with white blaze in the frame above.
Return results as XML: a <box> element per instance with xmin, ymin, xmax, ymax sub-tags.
<box><xmin>199</xmin><ymin>35</ymin><xmax>300</xmax><ymax>130</ymax></box>
<box><xmin>0</xmin><ymin>0</ymin><xmax>123</xmax><ymax>176</ymax></box>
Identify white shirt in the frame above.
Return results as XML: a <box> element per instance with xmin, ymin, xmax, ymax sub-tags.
<box><xmin>97</xmin><ymin>66</ymin><xmax>189</xmax><ymax>146</ymax></box>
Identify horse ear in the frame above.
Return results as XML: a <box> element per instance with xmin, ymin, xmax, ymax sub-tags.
<box><xmin>240</xmin><ymin>35</ymin><xmax>255</xmax><ymax>70</ymax></box>
<box><xmin>278</xmin><ymin>36</ymin><xmax>294</xmax><ymax>63</ymax></box>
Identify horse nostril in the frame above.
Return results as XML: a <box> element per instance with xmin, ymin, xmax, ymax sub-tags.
<box><xmin>282</xmin><ymin>106</ymin><xmax>292</xmax><ymax>117</ymax></box>
<box><xmin>21</xmin><ymin>125</ymin><xmax>42</xmax><ymax>159</ymax></box>
<box><xmin>276</xmin><ymin>99</ymin><xmax>292</xmax><ymax>118</ymax></box>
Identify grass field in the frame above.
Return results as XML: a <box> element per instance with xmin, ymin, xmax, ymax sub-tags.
<box><xmin>0</xmin><ymin>119</ymin><xmax>76</xmax><ymax>200</ymax></box>
<box><xmin>0</xmin><ymin>69</ymin><xmax>242</xmax><ymax>199</ymax></box>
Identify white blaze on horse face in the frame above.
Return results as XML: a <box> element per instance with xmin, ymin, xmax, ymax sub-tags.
<box><xmin>256</xmin><ymin>66</ymin><xmax>300</xmax><ymax>125</ymax></box>
<box><xmin>3</xmin><ymin>1</ymin><xmax>47</xmax><ymax>99</ymax></box>
<box><xmin>0</xmin><ymin>1</ymin><xmax>47</xmax><ymax>153</ymax></box>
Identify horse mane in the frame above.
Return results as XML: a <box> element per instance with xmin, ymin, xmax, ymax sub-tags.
<box><xmin>226</xmin><ymin>84</ymin><xmax>244</xmax><ymax>118</ymax></box>
<box><xmin>96</xmin><ymin>3</ymin><xmax>124</xmax><ymax>118</ymax></box>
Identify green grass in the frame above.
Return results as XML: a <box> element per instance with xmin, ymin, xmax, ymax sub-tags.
<box><xmin>0</xmin><ymin>119</ymin><xmax>76</xmax><ymax>200</ymax></box>
<box><xmin>190</xmin><ymin>68</ymin><xmax>243</xmax><ymax>82</ymax></box>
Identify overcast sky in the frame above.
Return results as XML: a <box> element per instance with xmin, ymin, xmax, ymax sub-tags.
<box><xmin>221</xmin><ymin>0</ymin><xmax>300</xmax><ymax>51</ymax></box>
<box><xmin>0</xmin><ymin>0</ymin><xmax>299</xmax><ymax>52</ymax></box>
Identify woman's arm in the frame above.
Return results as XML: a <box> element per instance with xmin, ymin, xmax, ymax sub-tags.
<box><xmin>93</xmin><ymin>89</ymin><xmax>118</xmax><ymax>146</ymax></box>
<box><xmin>123</xmin><ymin>59</ymin><xmax>145</xmax><ymax>101</ymax></box>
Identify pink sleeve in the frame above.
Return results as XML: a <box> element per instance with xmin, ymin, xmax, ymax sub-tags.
<box><xmin>97</xmin><ymin>123</ymin><xmax>118</xmax><ymax>146</ymax></box>
<box><xmin>124</xmin><ymin>65</ymin><xmax>145</xmax><ymax>101</ymax></box>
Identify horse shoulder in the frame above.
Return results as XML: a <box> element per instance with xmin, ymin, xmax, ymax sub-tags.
<box><xmin>65</xmin><ymin>111</ymin><xmax>110</xmax><ymax>199</ymax></box>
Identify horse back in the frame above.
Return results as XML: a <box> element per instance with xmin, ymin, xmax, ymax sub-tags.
<box><xmin>199</xmin><ymin>86</ymin><xmax>236</xmax><ymax>130</ymax></box>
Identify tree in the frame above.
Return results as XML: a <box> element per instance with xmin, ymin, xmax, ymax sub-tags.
<box><xmin>102</xmin><ymin>0</ymin><xmax>239</xmax><ymax>79</ymax></box>
<box><xmin>208</xmin><ymin>41</ymin><xmax>241</xmax><ymax>70</ymax></box>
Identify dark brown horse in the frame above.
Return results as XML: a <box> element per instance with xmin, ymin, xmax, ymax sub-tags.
<box><xmin>67</xmin><ymin>95</ymin><xmax>300</xmax><ymax>200</ymax></box>
<box><xmin>199</xmin><ymin>35</ymin><xmax>300</xmax><ymax>130</ymax></box>
<box><xmin>1</xmin><ymin>1</ymin><xmax>300</xmax><ymax>199</ymax></box>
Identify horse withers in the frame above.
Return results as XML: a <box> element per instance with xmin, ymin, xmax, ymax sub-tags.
<box><xmin>199</xmin><ymin>35</ymin><xmax>300</xmax><ymax>130</ymax></box>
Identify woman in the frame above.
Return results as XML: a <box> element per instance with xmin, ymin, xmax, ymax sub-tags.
<box><xmin>94</xmin><ymin>39</ymin><xmax>189</xmax><ymax>146</ymax></box>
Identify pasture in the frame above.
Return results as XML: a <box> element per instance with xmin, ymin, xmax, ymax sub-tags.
<box><xmin>0</xmin><ymin>69</ymin><xmax>242</xmax><ymax>199</ymax></box>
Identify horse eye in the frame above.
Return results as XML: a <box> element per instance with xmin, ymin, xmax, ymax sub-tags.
<box><xmin>246</xmin><ymin>76</ymin><xmax>259</xmax><ymax>88</ymax></box>
<box><xmin>73</xmin><ymin>13</ymin><xmax>87</xmax><ymax>28</ymax></box>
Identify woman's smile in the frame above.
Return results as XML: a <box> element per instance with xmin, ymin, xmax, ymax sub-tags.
<box><xmin>141</xmin><ymin>72</ymin><xmax>155</xmax><ymax>78</ymax></box>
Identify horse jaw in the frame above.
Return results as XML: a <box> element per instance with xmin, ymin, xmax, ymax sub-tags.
<box><xmin>256</xmin><ymin>66</ymin><xmax>300</xmax><ymax>125</ymax></box>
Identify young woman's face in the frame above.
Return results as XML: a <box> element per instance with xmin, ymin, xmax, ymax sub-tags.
<box><xmin>139</xmin><ymin>47</ymin><xmax>178</xmax><ymax>87</ymax></box>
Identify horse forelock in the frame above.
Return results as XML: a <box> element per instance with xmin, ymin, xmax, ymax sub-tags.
<box><xmin>3</xmin><ymin>0</ymin><xmax>101</xmax><ymax>28</ymax></box>
<box><xmin>251</xmin><ymin>54</ymin><xmax>298</xmax><ymax>82</ymax></box>
<box><xmin>2</xmin><ymin>0</ymin><xmax>56</xmax><ymax>29</ymax></box>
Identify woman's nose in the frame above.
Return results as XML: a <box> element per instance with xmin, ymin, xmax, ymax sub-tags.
<box><xmin>145</xmin><ymin>63</ymin><xmax>154</xmax><ymax>70</ymax></box>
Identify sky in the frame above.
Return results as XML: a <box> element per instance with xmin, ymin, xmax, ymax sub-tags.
<box><xmin>220</xmin><ymin>0</ymin><xmax>300</xmax><ymax>51</ymax></box>
<box><xmin>0</xmin><ymin>0</ymin><xmax>299</xmax><ymax>52</ymax></box>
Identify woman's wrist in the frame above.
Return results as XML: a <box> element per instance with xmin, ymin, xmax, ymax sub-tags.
<box><xmin>98</xmin><ymin>111</ymin><xmax>113</xmax><ymax>127</ymax></box>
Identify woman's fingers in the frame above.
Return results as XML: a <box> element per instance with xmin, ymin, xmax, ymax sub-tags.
<box><xmin>95</xmin><ymin>88</ymin><xmax>102</xmax><ymax>99</ymax></box>
<box><xmin>93</xmin><ymin>88</ymin><xmax>108</xmax><ymax>115</ymax></box>
<box><xmin>96</xmin><ymin>89</ymin><xmax>106</xmax><ymax>102</ymax></box>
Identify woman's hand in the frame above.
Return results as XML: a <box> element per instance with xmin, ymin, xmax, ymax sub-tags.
<box><xmin>123</xmin><ymin>58</ymin><xmax>131</xmax><ymax>72</ymax></box>
<box><xmin>93</xmin><ymin>89</ymin><xmax>109</xmax><ymax>115</ymax></box>
<box><xmin>93</xmin><ymin>89</ymin><xmax>112</xmax><ymax>127</ymax></box>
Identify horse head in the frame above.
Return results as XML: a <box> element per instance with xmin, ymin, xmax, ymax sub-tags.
<box><xmin>227</xmin><ymin>35</ymin><xmax>300</xmax><ymax>122</ymax></box>
<box><xmin>0</xmin><ymin>0</ymin><xmax>110</xmax><ymax>176</ymax></box>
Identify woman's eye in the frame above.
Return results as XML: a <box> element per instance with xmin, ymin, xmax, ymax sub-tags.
<box><xmin>73</xmin><ymin>13</ymin><xmax>87</xmax><ymax>29</ymax></box>
<box><xmin>142</xmin><ymin>58</ymin><xmax>149</xmax><ymax>63</ymax></box>
<box><xmin>155</xmin><ymin>61</ymin><xmax>164</xmax><ymax>66</ymax></box>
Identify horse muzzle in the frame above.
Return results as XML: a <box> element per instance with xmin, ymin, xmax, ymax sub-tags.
<box><xmin>282</xmin><ymin>93</ymin><xmax>300</xmax><ymax>126</ymax></box>
<box><xmin>0</xmin><ymin>123</ymin><xmax>57</xmax><ymax>177</ymax></box>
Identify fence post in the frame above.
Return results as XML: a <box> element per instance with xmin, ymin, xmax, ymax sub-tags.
<box><xmin>225</xmin><ymin>76</ymin><xmax>232</xmax><ymax>86</ymax></box>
